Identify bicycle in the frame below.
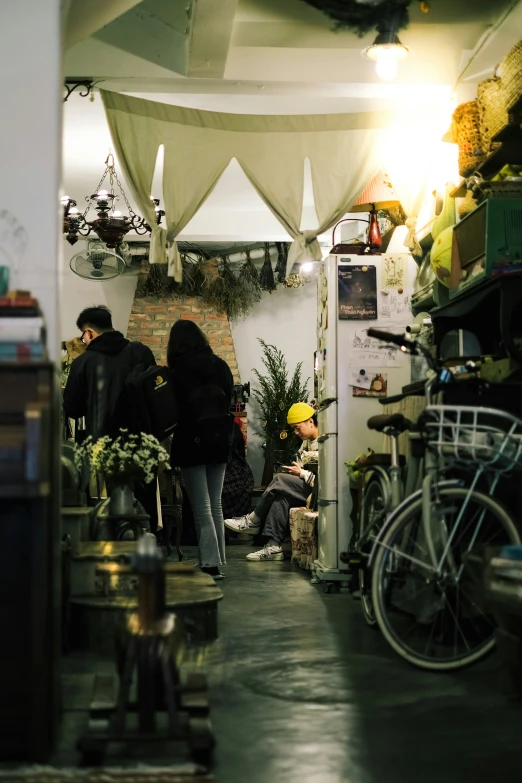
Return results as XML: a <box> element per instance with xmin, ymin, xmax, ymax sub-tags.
<box><xmin>365</xmin><ymin>327</ymin><xmax>522</xmax><ymax>671</ymax></box>
<box><xmin>348</xmin><ymin>407</ymin><xmax>422</xmax><ymax>627</ymax></box>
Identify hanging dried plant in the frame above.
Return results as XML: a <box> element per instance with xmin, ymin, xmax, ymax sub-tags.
<box><xmin>238</xmin><ymin>248</ymin><xmax>263</xmax><ymax>303</ymax></box>
<box><xmin>275</xmin><ymin>242</ymin><xmax>288</xmax><ymax>283</ymax></box>
<box><xmin>203</xmin><ymin>256</ymin><xmax>241</xmax><ymax>319</ymax></box>
<box><xmin>259</xmin><ymin>242</ymin><xmax>277</xmax><ymax>292</ymax></box>
<box><xmin>136</xmin><ymin>263</ymin><xmax>169</xmax><ymax>297</ymax></box>
<box><xmin>177</xmin><ymin>254</ymin><xmax>206</xmax><ymax>298</ymax></box>
<box><xmin>299</xmin><ymin>0</ymin><xmax>412</xmax><ymax>37</ymax></box>
<box><xmin>203</xmin><ymin>254</ymin><xmax>264</xmax><ymax>320</ymax></box>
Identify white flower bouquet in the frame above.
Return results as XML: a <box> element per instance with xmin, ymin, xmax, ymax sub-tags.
<box><xmin>75</xmin><ymin>429</ymin><xmax>170</xmax><ymax>486</ymax></box>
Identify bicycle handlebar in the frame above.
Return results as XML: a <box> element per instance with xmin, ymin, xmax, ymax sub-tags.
<box><xmin>366</xmin><ymin>328</ymin><xmax>411</xmax><ymax>350</ymax></box>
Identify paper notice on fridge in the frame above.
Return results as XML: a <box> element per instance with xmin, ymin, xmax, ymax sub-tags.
<box><xmin>351</xmin><ymin>328</ymin><xmax>405</xmax><ymax>353</ymax></box>
<box><xmin>378</xmin><ymin>290</ymin><xmax>412</xmax><ymax>324</ymax></box>
<box><xmin>349</xmin><ymin>370</ymin><xmax>372</xmax><ymax>389</ymax></box>
<box><xmin>348</xmin><ymin>349</ymin><xmax>406</xmax><ymax>368</ymax></box>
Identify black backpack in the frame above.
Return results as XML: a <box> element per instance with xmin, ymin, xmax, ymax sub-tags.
<box><xmin>123</xmin><ymin>364</ymin><xmax>179</xmax><ymax>441</ymax></box>
<box><xmin>187</xmin><ymin>383</ymin><xmax>233</xmax><ymax>451</ymax></box>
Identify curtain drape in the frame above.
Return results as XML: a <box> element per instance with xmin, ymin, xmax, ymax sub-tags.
<box><xmin>101</xmin><ymin>90</ymin><xmax>451</xmax><ymax>278</ymax></box>
<box><xmin>100</xmin><ymin>100</ymin><xmax>167</xmax><ymax>264</ymax></box>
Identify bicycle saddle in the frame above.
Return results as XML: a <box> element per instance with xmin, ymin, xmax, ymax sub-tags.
<box><xmin>367</xmin><ymin>413</ymin><xmax>413</xmax><ymax>433</ymax></box>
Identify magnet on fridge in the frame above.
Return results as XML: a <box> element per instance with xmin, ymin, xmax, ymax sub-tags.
<box><xmin>360</xmin><ymin>369</ymin><xmax>366</xmax><ymax>376</ymax></box>
<box><xmin>381</xmin><ymin>289</ymin><xmax>389</xmax><ymax>296</ymax></box>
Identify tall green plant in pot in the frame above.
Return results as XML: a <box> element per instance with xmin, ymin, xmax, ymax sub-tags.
<box><xmin>252</xmin><ymin>340</ymin><xmax>309</xmax><ymax>486</ymax></box>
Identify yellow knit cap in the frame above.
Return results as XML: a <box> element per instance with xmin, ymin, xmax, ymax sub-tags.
<box><xmin>287</xmin><ymin>402</ymin><xmax>315</xmax><ymax>425</ymax></box>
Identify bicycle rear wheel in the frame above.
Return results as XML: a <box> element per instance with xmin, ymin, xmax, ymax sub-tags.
<box><xmin>371</xmin><ymin>487</ymin><xmax>520</xmax><ymax>671</ymax></box>
<box><xmin>359</xmin><ymin>474</ymin><xmax>388</xmax><ymax>628</ymax></box>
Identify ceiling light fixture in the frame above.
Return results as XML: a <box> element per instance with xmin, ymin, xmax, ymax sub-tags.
<box><xmin>61</xmin><ymin>153</ymin><xmax>165</xmax><ymax>247</ymax></box>
<box><xmin>363</xmin><ymin>30</ymin><xmax>409</xmax><ymax>82</ymax></box>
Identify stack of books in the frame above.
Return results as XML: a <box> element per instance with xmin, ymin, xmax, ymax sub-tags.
<box><xmin>0</xmin><ymin>291</ymin><xmax>46</xmax><ymax>361</ymax></box>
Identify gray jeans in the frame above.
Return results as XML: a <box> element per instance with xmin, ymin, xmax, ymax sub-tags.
<box><xmin>181</xmin><ymin>463</ymin><xmax>227</xmax><ymax>567</ymax></box>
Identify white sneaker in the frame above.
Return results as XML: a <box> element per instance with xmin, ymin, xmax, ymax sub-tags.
<box><xmin>225</xmin><ymin>515</ymin><xmax>260</xmax><ymax>534</ymax></box>
<box><xmin>246</xmin><ymin>545</ymin><xmax>284</xmax><ymax>562</ymax></box>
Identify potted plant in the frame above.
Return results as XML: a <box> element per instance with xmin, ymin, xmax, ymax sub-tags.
<box><xmin>75</xmin><ymin>429</ymin><xmax>170</xmax><ymax>516</ymax></box>
<box><xmin>252</xmin><ymin>340</ymin><xmax>310</xmax><ymax>485</ymax></box>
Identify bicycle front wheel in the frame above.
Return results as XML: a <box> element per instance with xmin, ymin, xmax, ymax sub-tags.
<box><xmin>372</xmin><ymin>487</ymin><xmax>520</xmax><ymax>671</ymax></box>
<box><xmin>359</xmin><ymin>475</ymin><xmax>388</xmax><ymax>628</ymax></box>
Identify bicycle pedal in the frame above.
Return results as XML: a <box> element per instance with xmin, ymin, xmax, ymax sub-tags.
<box><xmin>346</xmin><ymin>553</ymin><xmax>367</xmax><ymax>569</ymax></box>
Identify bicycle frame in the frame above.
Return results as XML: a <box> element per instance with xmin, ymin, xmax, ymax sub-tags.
<box><xmin>366</xmin><ymin>478</ymin><xmax>464</xmax><ymax>569</ymax></box>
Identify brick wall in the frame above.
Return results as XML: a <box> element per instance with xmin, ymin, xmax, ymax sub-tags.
<box><xmin>125</xmin><ymin>275</ymin><xmax>240</xmax><ymax>383</ymax></box>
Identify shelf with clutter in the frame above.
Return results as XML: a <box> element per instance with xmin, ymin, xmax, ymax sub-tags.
<box><xmin>410</xmin><ymin>38</ymin><xmax>522</xmax><ymax>386</ymax></box>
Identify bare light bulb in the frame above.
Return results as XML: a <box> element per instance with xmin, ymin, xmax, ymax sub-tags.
<box><xmin>375</xmin><ymin>49</ymin><xmax>399</xmax><ymax>81</ymax></box>
<box><xmin>69</xmin><ymin>207</ymin><xmax>79</xmax><ymax>215</ymax></box>
<box><xmin>97</xmin><ymin>189</ymin><xmax>109</xmax><ymax>197</ymax></box>
<box><xmin>113</xmin><ymin>210</ymin><xmax>122</xmax><ymax>217</ymax></box>
<box><xmin>301</xmin><ymin>262</ymin><xmax>314</xmax><ymax>273</ymax></box>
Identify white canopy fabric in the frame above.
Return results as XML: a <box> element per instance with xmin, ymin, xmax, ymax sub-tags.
<box><xmin>101</xmin><ymin>90</ymin><xmax>450</xmax><ymax>278</ymax></box>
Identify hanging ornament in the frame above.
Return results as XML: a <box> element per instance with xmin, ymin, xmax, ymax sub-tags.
<box><xmin>419</xmin><ymin>1</ymin><xmax>430</xmax><ymax>11</ymax></box>
<box><xmin>259</xmin><ymin>242</ymin><xmax>277</xmax><ymax>292</ymax></box>
<box><xmin>275</xmin><ymin>242</ymin><xmax>288</xmax><ymax>283</ymax></box>
<box><xmin>280</xmin><ymin>430</ymin><xmax>288</xmax><ymax>440</ymax></box>
<box><xmin>283</xmin><ymin>272</ymin><xmax>306</xmax><ymax>289</ymax></box>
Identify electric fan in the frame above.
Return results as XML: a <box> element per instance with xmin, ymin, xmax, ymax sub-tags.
<box><xmin>69</xmin><ymin>242</ymin><xmax>125</xmax><ymax>281</ymax></box>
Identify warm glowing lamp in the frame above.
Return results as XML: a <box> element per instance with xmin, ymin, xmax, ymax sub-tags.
<box><xmin>350</xmin><ymin>171</ymin><xmax>401</xmax><ymax>253</ymax></box>
<box><xmin>363</xmin><ymin>31</ymin><xmax>409</xmax><ymax>82</ymax></box>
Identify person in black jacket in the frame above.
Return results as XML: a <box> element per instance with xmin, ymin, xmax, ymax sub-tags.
<box><xmin>63</xmin><ymin>305</ymin><xmax>156</xmax><ymax>438</ymax></box>
<box><xmin>63</xmin><ymin>305</ymin><xmax>158</xmax><ymax>528</ymax></box>
<box><xmin>167</xmin><ymin>319</ymin><xmax>233</xmax><ymax>580</ymax></box>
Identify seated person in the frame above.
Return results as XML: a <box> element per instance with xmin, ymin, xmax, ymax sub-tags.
<box><xmin>225</xmin><ymin>403</ymin><xmax>318</xmax><ymax>561</ymax></box>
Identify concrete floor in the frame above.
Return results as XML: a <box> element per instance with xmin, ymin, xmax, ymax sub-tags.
<box><xmin>209</xmin><ymin>545</ymin><xmax>522</xmax><ymax>783</ymax></box>
<box><xmin>58</xmin><ymin>543</ymin><xmax>522</xmax><ymax>782</ymax></box>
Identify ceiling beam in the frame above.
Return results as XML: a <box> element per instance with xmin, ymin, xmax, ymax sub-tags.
<box><xmin>65</xmin><ymin>0</ymin><xmax>144</xmax><ymax>49</ymax></box>
<box><xmin>187</xmin><ymin>0</ymin><xmax>238</xmax><ymax>78</ymax></box>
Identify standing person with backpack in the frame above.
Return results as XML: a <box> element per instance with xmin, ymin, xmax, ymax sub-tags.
<box><xmin>167</xmin><ymin>320</ymin><xmax>234</xmax><ymax>580</ymax></box>
<box><xmin>63</xmin><ymin>305</ymin><xmax>159</xmax><ymax>528</ymax></box>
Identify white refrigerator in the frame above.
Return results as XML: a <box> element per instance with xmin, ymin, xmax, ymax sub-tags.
<box><xmin>314</xmin><ymin>250</ymin><xmax>416</xmax><ymax>587</ymax></box>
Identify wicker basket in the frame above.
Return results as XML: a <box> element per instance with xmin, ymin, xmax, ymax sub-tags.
<box><xmin>452</xmin><ymin>101</ymin><xmax>486</xmax><ymax>177</ymax></box>
<box><xmin>477</xmin><ymin>72</ymin><xmax>507</xmax><ymax>153</ymax></box>
<box><xmin>501</xmin><ymin>39</ymin><xmax>522</xmax><ymax>111</ymax></box>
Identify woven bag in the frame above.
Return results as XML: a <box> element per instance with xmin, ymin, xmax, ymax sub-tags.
<box><xmin>452</xmin><ymin>101</ymin><xmax>486</xmax><ymax>177</ymax></box>
<box><xmin>477</xmin><ymin>71</ymin><xmax>507</xmax><ymax>153</ymax></box>
<box><xmin>501</xmin><ymin>39</ymin><xmax>522</xmax><ymax>110</ymax></box>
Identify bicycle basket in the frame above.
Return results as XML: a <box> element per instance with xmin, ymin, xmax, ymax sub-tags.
<box><xmin>423</xmin><ymin>405</ymin><xmax>522</xmax><ymax>473</ymax></box>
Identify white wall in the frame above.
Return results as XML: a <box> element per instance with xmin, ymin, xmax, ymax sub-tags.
<box><xmin>0</xmin><ymin>0</ymin><xmax>62</xmax><ymax>360</ymax></box>
<box><xmin>60</xmin><ymin>242</ymin><xmax>137</xmax><ymax>340</ymax></box>
<box><xmin>231</xmin><ymin>279</ymin><xmax>317</xmax><ymax>484</ymax></box>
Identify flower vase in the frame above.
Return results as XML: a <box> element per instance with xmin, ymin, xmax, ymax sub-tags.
<box><xmin>108</xmin><ymin>483</ymin><xmax>135</xmax><ymax>517</ymax></box>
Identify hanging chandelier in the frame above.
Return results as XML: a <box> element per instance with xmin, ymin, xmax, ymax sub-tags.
<box><xmin>61</xmin><ymin>153</ymin><xmax>165</xmax><ymax>247</ymax></box>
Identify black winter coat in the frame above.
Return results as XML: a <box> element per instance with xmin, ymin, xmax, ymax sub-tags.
<box><xmin>169</xmin><ymin>345</ymin><xmax>233</xmax><ymax>468</ymax></box>
<box><xmin>63</xmin><ymin>331</ymin><xmax>156</xmax><ymax>438</ymax></box>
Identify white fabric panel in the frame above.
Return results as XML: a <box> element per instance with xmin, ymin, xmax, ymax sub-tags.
<box><xmin>100</xmin><ymin>90</ymin><xmax>452</xmax><ymax>279</ymax></box>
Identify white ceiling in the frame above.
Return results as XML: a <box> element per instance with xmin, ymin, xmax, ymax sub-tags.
<box><xmin>62</xmin><ymin>0</ymin><xmax>522</xmax><ymax>242</ymax></box>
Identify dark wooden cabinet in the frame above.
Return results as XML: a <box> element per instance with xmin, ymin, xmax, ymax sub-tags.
<box><xmin>0</xmin><ymin>363</ymin><xmax>61</xmax><ymax>761</ymax></box>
